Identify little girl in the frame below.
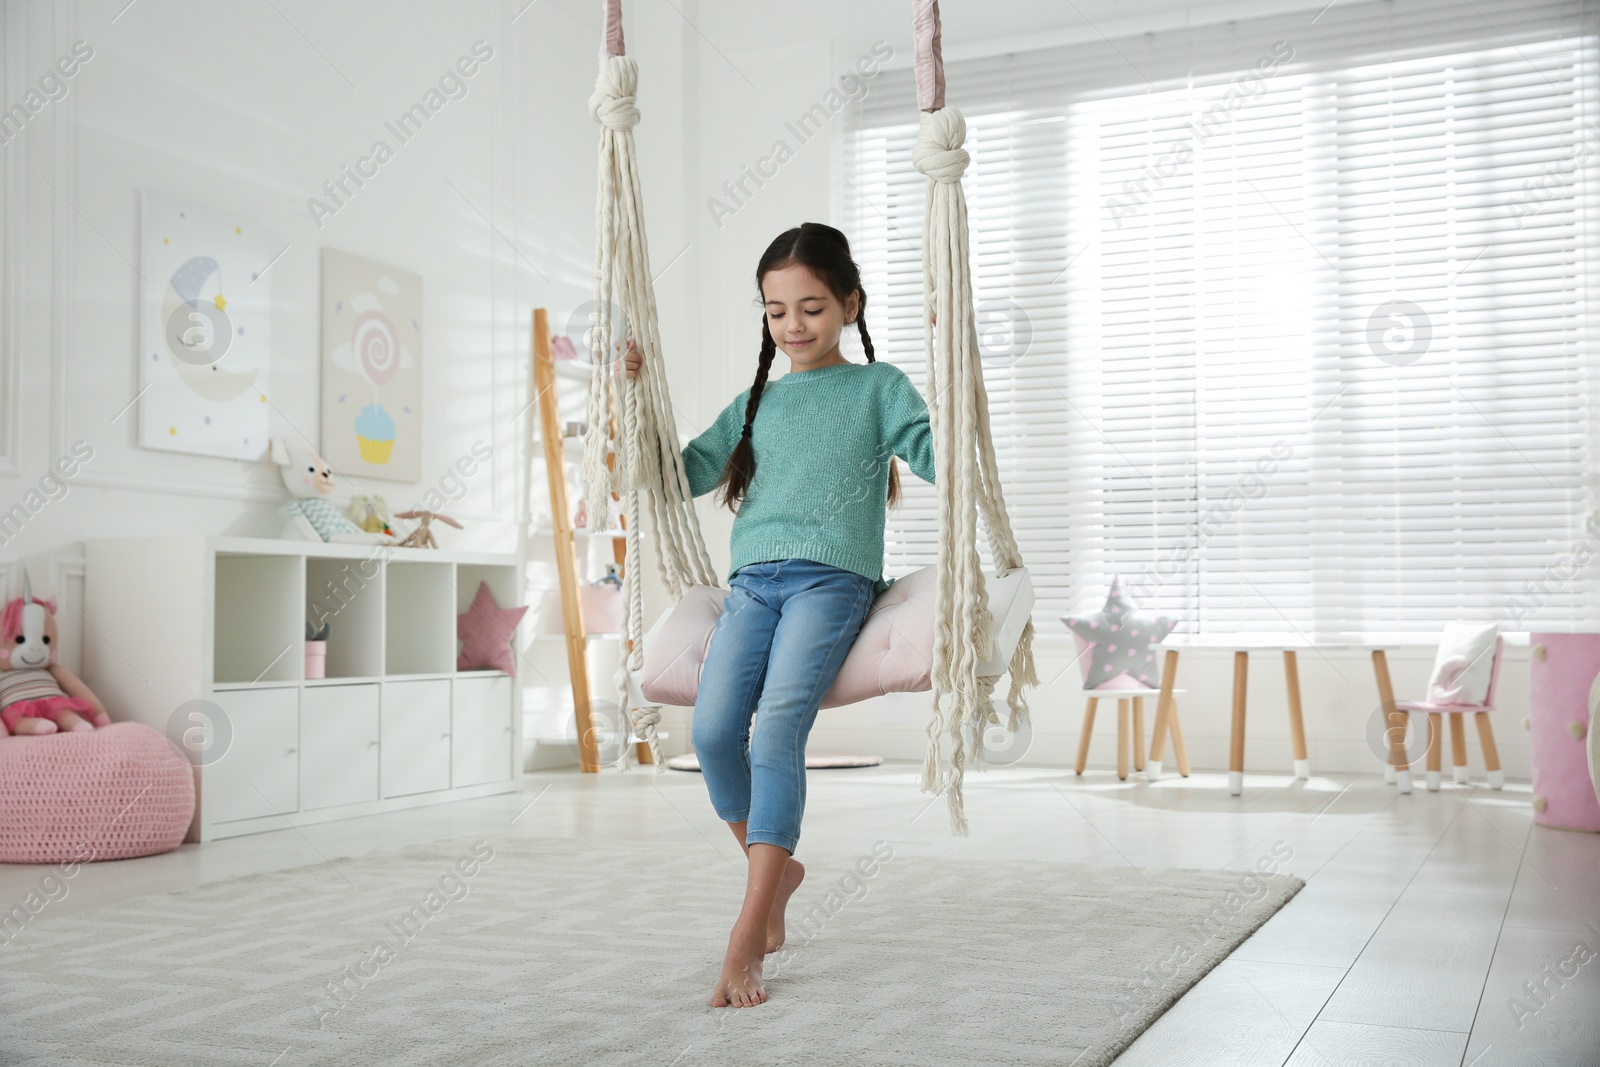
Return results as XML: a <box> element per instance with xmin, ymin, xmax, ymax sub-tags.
<box><xmin>625</xmin><ymin>222</ymin><xmax>935</xmax><ymax>1009</ymax></box>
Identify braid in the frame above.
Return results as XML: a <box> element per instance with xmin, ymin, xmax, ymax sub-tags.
<box><xmin>854</xmin><ymin>290</ymin><xmax>901</xmax><ymax>508</ymax></box>
<box><xmin>715</xmin><ymin>317</ymin><xmax>778</xmax><ymax>512</ymax></box>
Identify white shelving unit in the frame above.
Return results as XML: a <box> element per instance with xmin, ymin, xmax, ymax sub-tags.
<box><xmin>83</xmin><ymin>535</ymin><xmax>524</xmax><ymax>842</ymax></box>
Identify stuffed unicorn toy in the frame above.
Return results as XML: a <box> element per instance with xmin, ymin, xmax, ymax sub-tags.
<box><xmin>0</xmin><ymin>568</ymin><xmax>111</xmax><ymax>736</ymax></box>
<box><xmin>269</xmin><ymin>438</ymin><xmax>395</xmax><ymax>545</ymax></box>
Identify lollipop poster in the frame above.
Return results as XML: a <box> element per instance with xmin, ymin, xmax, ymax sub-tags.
<box><xmin>319</xmin><ymin>248</ymin><xmax>422</xmax><ymax>482</ymax></box>
<box><xmin>137</xmin><ymin>191</ymin><xmax>273</xmax><ymax>460</ymax></box>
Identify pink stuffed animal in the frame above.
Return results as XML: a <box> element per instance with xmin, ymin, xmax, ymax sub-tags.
<box><xmin>0</xmin><ymin>568</ymin><xmax>110</xmax><ymax>736</ymax></box>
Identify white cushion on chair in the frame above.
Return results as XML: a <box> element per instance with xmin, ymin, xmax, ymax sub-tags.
<box><xmin>1426</xmin><ymin>622</ymin><xmax>1499</xmax><ymax>705</ymax></box>
<box><xmin>636</xmin><ymin>565</ymin><xmax>1035</xmax><ymax>710</ymax></box>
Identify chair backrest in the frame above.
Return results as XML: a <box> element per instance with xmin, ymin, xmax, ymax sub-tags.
<box><xmin>1425</xmin><ymin>624</ymin><xmax>1503</xmax><ymax>708</ymax></box>
<box><xmin>1483</xmin><ymin>634</ymin><xmax>1504</xmax><ymax>708</ymax></box>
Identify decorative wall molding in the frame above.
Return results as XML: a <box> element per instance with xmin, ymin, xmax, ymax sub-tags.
<box><xmin>0</xmin><ymin>2</ymin><xmax>27</xmax><ymax>481</ymax></box>
<box><xmin>48</xmin><ymin>0</ymin><xmax>74</xmax><ymax>500</ymax></box>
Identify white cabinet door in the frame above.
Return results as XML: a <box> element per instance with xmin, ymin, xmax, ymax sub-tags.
<box><xmin>452</xmin><ymin>673</ymin><xmax>513</xmax><ymax>787</ymax></box>
<box><xmin>381</xmin><ymin>679</ymin><xmax>451</xmax><ymax>797</ymax></box>
<box><xmin>300</xmin><ymin>684</ymin><xmax>380</xmax><ymax>810</ymax></box>
<box><xmin>205</xmin><ymin>687</ymin><xmax>299</xmax><ymax>824</ymax></box>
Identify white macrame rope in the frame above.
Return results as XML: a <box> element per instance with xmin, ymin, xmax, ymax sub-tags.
<box><xmin>585</xmin><ymin>54</ymin><xmax>718</xmax><ymax>772</ymax></box>
<box><xmin>581</xmin><ymin>57</ymin><xmax>1036</xmax><ymax>815</ymax></box>
<box><xmin>914</xmin><ymin>106</ymin><xmax>1038</xmax><ymax>834</ymax></box>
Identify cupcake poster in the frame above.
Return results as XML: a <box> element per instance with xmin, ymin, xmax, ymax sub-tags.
<box><xmin>319</xmin><ymin>249</ymin><xmax>422</xmax><ymax>482</ymax></box>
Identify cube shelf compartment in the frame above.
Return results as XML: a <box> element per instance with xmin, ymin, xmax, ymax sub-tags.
<box><xmin>84</xmin><ymin>535</ymin><xmax>524</xmax><ymax>842</ymax></box>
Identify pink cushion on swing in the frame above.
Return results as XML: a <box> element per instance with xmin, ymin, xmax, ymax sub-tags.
<box><xmin>637</xmin><ymin>565</ymin><xmax>1033</xmax><ymax>709</ymax></box>
<box><xmin>639</xmin><ymin>567</ymin><xmax>939</xmax><ymax>709</ymax></box>
<box><xmin>0</xmin><ymin>722</ymin><xmax>195</xmax><ymax>864</ymax></box>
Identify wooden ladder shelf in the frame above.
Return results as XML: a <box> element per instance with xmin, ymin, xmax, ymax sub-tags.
<box><xmin>529</xmin><ymin>308</ymin><xmax>652</xmax><ymax>773</ymax></box>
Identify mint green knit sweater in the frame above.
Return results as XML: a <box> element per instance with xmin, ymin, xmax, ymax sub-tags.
<box><xmin>681</xmin><ymin>360</ymin><xmax>936</xmax><ymax>596</ymax></box>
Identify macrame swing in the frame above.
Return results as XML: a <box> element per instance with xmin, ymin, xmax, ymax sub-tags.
<box><xmin>579</xmin><ymin>0</ymin><xmax>1038</xmax><ymax>834</ymax></box>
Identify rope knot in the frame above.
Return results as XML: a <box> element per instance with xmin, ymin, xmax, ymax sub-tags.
<box><xmin>913</xmin><ymin>107</ymin><xmax>969</xmax><ymax>184</ymax></box>
<box><xmin>589</xmin><ymin>55</ymin><xmax>640</xmax><ymax>131</ymax></box>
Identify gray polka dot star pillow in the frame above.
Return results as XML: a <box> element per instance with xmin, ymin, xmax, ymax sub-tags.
<box><xmin>1062</xmin><ymin>576</ymin><xmax>1176</xmax><ymax>689</ymax></box>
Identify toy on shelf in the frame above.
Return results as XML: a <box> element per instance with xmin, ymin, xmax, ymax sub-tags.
<box><xmin>394</xmin><ymin>510</ymin><xmax>462</xmax><ymax>550</ymax></box>
<box><xmin>0</xmin><ymin>568</ymin><xmax>112</xmax><ymax>736</ymax></box>
<box><xmin>348</xmin><ymin>494</ymin><xmax>395</xmax><ymax>538</ymax></box>
<box><xmin>457</xmin><ymin>582</ymin><xmax>528</xmax><ymax>674</ymax></box>
<box><xmin>269</xmin><ymin>438</ymin><xmax>396</xmax><ymax>545</ymax></box>
<box><xmin>551</xmin><ymin>334</ymin><xmax>580</xmax><ymax>362</ymax></box>
<box><xmin>305</xmin><ymin>617</ymin><xmax>331</xmax><ymax>680</ymax></box>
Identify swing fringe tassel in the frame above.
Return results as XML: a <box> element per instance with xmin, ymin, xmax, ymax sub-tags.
<box><xmin>914</xmin><ymin>106</ymin><xmax>1040</xmax><ymax>835</ymax></box>
<box><xmin>584</xmin><ymin>54</ymin><xmax>719</xmax><ymax>773</ymax></box>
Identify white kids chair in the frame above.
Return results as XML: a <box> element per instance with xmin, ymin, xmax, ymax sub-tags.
<box><xmin>1071</xmin><ymin>635</ymin><xmax>1189</xmax><ymax>782</ymax></box>
<box><xmin>1389</xmin><ymin>623</ymin><xmax>1504</xmax><ymax>792</ymax></box>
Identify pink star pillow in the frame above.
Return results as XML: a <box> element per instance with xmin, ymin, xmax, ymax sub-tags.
<box><xmin>456</xmin><ymin>581</ymin><xmax>529</xmax><ymax>675</ymax></box>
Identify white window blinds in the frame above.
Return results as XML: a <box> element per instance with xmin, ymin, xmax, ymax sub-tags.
<box><xmin>843</xmin><ymin>0</ymin><xmax>1599</xmax><ymax>635</ymax></box>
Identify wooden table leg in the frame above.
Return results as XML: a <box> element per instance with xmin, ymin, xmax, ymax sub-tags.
<box><xmin>1230</xmin><ymin>651</ymin><xmax>1248</xmax><ymax>796</ymax></box>
<box><xmin>1283</xmin><ymin>650</ymin><xmax>1310</xmax><ymax>780</ymax></box>
<box><xmin>1116</xmin><ymin>698</ymin><xmax>1130</xmax><ymax>781</ymax></box>
<box><xmin>1450</xmin><ymin>713</ymin><xmax>1469</xmax><ymax>785</ymax></box>
<box><xmin>1132</xmin><ymin>697</ymin><xmax>1145</xmax><ymax>772</ymax></box>
<box><xmin>1371</xmin><ymin>649</ymin><xmax>1410</xmax><ymax>794</ymax></box>
<box><xmin>1475</xmin><ymin>712</ymin><xmax>1503</xmax><ymax>789</ymax></box>
<box><xmin>1426</xmin><ymin>711</ymin><xmax>1443</xmax><ymax>791</ymax></box>
<box><xmin>1075</xmin><ymin>697</ymin><xmax>1099</xmax><ymax>775</ymax></box>
<box><xmin>1147</xmin><ymin>649</ymin><xmax>1179</xmax><ymax>781</ymax></box>
<box><xmin>1168</xmin><ymin>699</ymin><xmax>1191</xmax><ymax>777</ymax></box>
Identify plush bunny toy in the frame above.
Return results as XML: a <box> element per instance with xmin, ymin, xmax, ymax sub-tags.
<box><xmin>269</xmin><ymin>438</ymin><xmax>395</xmax><ymax>545</ymax></box>
<box><xmin>0</xmin><ymin>568</ymin><xmax>111</xmax><ymax>736</ymax></box>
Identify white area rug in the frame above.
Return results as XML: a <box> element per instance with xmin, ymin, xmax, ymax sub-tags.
<box><xmin>0</xmin><ymin>835</ymin><xmax>1301</xmax><ymax>1066</ymax></box>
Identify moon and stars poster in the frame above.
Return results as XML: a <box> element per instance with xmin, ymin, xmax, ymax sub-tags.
<box><xmin>137</xmin><ymin>191</ymin><xmax>274</xmax><ymax>460</ymax></box>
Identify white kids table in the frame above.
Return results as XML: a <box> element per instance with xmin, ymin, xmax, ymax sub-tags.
<box><xmin>1149</xmin><ymin>634</ymin><xmax>1407</xmax><ymax>795</ymax></box>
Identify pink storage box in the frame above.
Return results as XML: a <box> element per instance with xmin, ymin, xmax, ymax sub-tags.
<box><xmin>1529</xmin><ymin>633</ymin><xmax>1600</xmax><ymax>833</ymax></box>
<box><xmin>581</xmin><ymin>585</ymin><xmax>623</xmax><ymax>635</ymax></box>
<box><xmin>533</xmin><ymin>586</ymin><xmax>624</xmax><ymax>637</ymax></box>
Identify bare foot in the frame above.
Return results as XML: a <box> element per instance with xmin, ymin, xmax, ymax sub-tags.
<box><xmin>709</xmin><ymin>918</ymin><xmax>768</xmax><ymax>1008</ymax></box>
<box><xmin>766</xmin><ymin>858</ymin><xmax>805</xmax><ymax>953</ymax></box>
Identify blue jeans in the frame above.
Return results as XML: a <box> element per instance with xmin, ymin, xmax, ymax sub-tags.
<box><xmin>690</xmin><ymin>558</ymin><xmax>876</xmax><ymax>853</ymax></box>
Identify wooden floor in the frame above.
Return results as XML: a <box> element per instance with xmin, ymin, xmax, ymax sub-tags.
<box><xmin>4</xmin><ymin>762</ymin><xmax>1597</xmax><ymax>1065</ymax></box>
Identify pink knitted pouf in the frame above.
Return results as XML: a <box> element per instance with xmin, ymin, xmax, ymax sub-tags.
<box><xmin>0</xmin><ymin>722</ymin><xmax>195</xmax><ymax>864</ymax></box>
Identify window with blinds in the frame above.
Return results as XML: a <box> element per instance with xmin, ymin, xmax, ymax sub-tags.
<box><xmin>843</xmin><ymin>0</ymin><xmax>1599</xmax><ymax>636</ymax></box>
